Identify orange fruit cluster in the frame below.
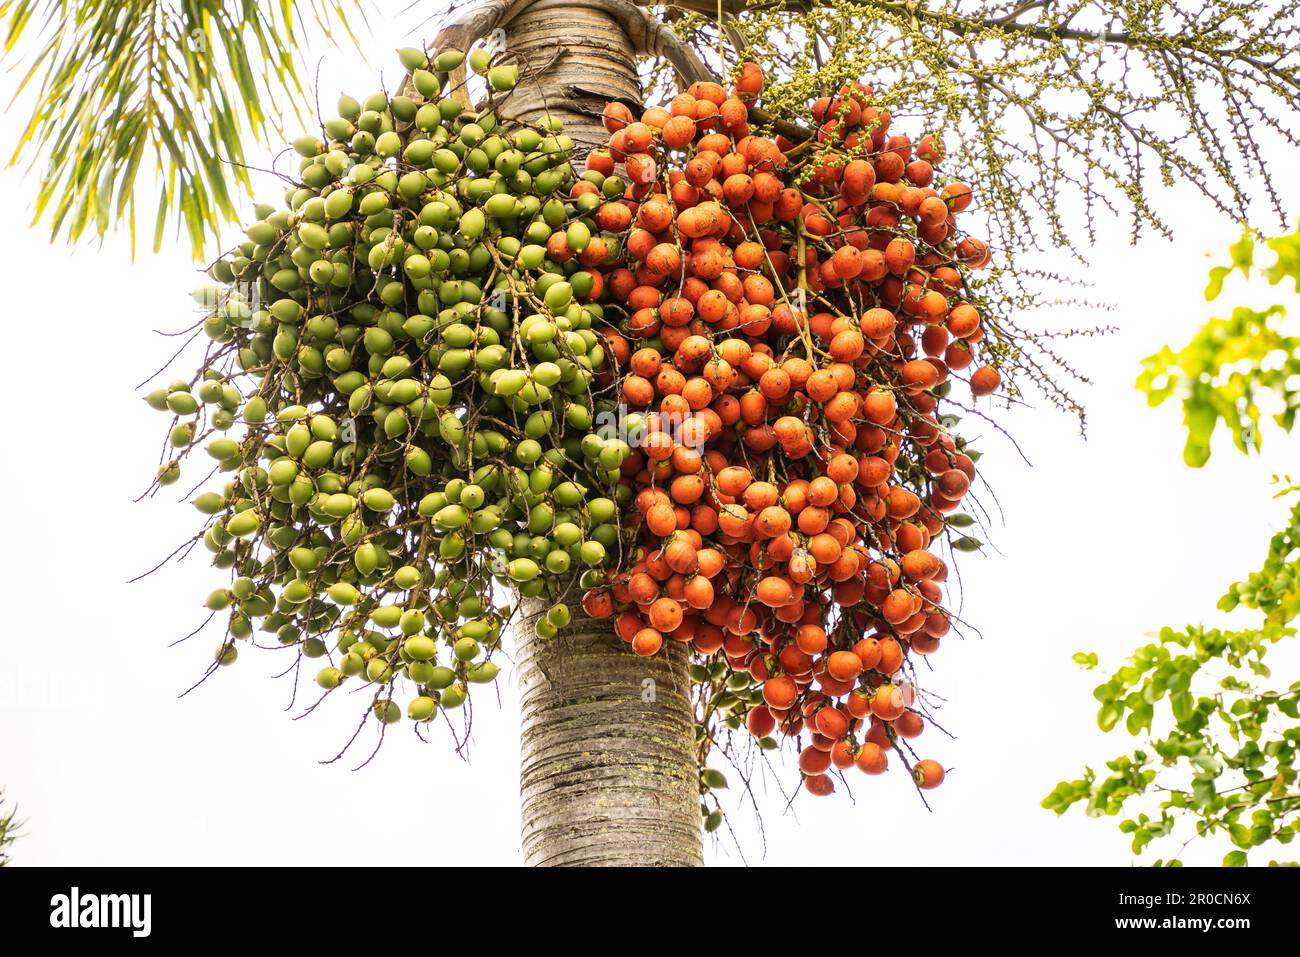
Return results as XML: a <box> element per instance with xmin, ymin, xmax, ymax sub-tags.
<box><xmin>581</xmin><ymin>65</ymin><xmax>998</xmax><ymax>795</ymax></box>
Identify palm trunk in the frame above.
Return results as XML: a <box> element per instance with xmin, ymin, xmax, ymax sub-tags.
<box><xmin>434</xmin><ymin>0</ymin><xmax>705</xmax><ymax>866</ymax></box>
<box><xmin>496</xmin><ymin>0</ymin><xmax>642</xmax><ymax>150</ymax></box>
<box><xmin>517</xmin><ymin>591</ymin><xmax>702</xmax><ymax>866</ymax></box>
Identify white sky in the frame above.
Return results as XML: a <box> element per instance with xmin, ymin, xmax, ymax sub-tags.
<box><xmin>1</xmin><ymin>7</ymin><xmax>1297</xmax><ymax>867</ymax></box>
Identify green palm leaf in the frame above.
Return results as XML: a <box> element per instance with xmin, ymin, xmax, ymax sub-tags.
<box><xmin>1</xmin><ymin>0</ymin><xmax>369</xmax><ymax>259</ymax></box>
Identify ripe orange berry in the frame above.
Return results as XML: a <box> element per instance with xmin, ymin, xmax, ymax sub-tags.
<box><xmin>855</xmin><ymin>743</ymin><xmax>888</xmax><ymax>775</ymax></box>
<box><xmin>913</xmin><ymin>759</ymin><xmax>945</xmax><ymax>789</ymax></box>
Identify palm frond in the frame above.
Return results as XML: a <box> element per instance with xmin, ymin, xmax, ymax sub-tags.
<box><xmin>0</xmin><ymin>0</ymin><xmax>370</xmax><ymax>259</ymax></box>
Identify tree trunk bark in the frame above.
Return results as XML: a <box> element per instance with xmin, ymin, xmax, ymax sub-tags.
<box><xmin>517</xmin><ymin>591</ymin><xmax>702</xmax><ymax>866</ymax></box>
<box><xmin>497</xmin><ymin>0</ymin><xmax>642</xmax><ymax>151</ymax></box>
<box><xmin>434</xmin><ymin>0</ymin><xmax>705</xmax><ymax>866</ymax></box>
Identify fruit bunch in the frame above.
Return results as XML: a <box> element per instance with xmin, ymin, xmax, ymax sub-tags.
<box><xmin>579</xmin><ymin>65</ymin><xmax>1000</xmax><ymax>795</ymax></box>
<box><xmin>146</xmin><ymin>42</ymin><xmax>1001</xmax><ymax>801</ymax></box>
<box><xmin>146</xmin><ymin>46</ymin><xmax>634</xmax><ymax>724</ymax></box>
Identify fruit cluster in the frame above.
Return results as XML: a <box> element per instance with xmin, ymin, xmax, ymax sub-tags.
<box><xmin>579</xmin><ymin>66</ymin><xmax>999</xmax><ymax>794</ymax></box>
<box><xmin>148</xmin><ymin>46</ymin><xmax>633</xmax><ymax>724</ymax></box>
<box><xmin>147</xmin><ymin>44</ymin><xmax>1000</xmax><ymax>800</ymax></box>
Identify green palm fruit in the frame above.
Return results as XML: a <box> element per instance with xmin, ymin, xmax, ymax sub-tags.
<box><xmin>467</xmin><ymin>661</ymin><xmax>499</xmax><ymax>683</ymax></box>
<box><xmin>488</xmin><ymin>65</ymin><xmax>518</xmax><ymax>91</ymax></box>
<box><xmin>439</xmin><ymin>683</ymin><xmax>467</xmax><ymax>709</ymax></box>
<box><xmin>407</xmin><ymin>696</ymin><xmax>438</xmax><ymax>721</ymax></box>
<box><xmin>403</xmin><ymin>635</ymin><xmax>437</xmax><ymax>661</ymax></box>
<box><xmin>192</xmin><ymin>492</ymin><xmax>224</xmax><ymax>514</ymax></box>
<box><xmin>226</xmin><ymin>510</ymin><xmax>260</xmax><ymax>537</ymax></box>
<box><xmin>327</xmin><ymin>582</ymin><xmax>360</xmax><ymax>605</ymax></box>
<box><xmin>432</xmin><ymin>49</ymin><xmax>464</xmax><ymax>72</ymax></box>
<box><xmin>398</xmin><ymin>47</ymin><xmax>428</xmax><ymax>72</ymax></box>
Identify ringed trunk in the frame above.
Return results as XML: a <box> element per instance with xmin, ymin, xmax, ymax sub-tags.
<box><xmin>517</xmin><ymin>590</ymin><xmax>701</xmax><ymax>866</ymax></box>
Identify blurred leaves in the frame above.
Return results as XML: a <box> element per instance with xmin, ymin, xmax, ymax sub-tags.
<box><xmin>1072</xmin><ymin>651</ymin><xmax>1099</xmax><ymax>670</ymax></box>
<box><xmin>0</xmin><ymin>0</ymin><xmax>367</xmax><ymax>259</ymax></box>
<box><xmin>1138</xmin><ymin>228</ymin><xmax>1300</xmax><ymax>466</ymax></box>
<box><xmin>1219</xmin><ymin>484</ymin><xmax>1300</xmax><ymax>629</ymax></box>
<box><xmin>1045</xmin><ymin>228</ymin><xmax>1300</xmax><ymax>865</ymax></box>
<box><xmin>1043</xmin><ymin>492</ymin><xmax>1300</xmax><ymax>865</ymax></box>
<box><xmin>0</xmin><ymin>789</ymin><xmax>21</xmax><ymax>867</ymax></box>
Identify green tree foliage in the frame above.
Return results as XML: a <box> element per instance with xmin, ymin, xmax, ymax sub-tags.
<box><xmin>0</xmin><ymin>790</ymin><xmax>21</xmax><ymax>866</ymax></box>
<box><xmin>1138</xmin><ymin>230</ymin><xmax>1300</xmax><ymax>466</ymax></box>
<box><xmin>1043</xmin><ymin>235</ymin><xmax>1300</xmax><ymax>866</ymax></box>
<box><xmin>0</xmin><ymin>0</ymin><xmax>366</xmax><ymax>258</ymax></box>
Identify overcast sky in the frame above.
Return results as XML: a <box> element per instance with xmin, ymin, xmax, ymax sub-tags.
<box><xmin>1</xmin><ymin>6</ymin><xmax>1297</xmax><ymax>867</ymax></box>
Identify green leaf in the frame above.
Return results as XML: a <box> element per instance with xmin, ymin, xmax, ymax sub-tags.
<box><xmin>1223</xmin><ymin>850</ymin><xmax>1248</xmax><ymax>867</ymax></box>
<box><xmin>1098</xmin><ymin>701</ymin><xmax>1121</xmax><ymax>733</ymax></box>
<box><xmin>1228</xmin><ymin>233</ymin><xmax>1255</xmax><ymax>272</ymax></box>
<box><xmin>1204</xmin><ymin>265</ymin><xmax>1230</xmax><ymax>301</ymax></box>
<box><xmin>1140</xmin><ymin>231</ymin><xmax>1300</xmax><ymax>467</ymax></box>
<box><xmin>2</xmin><ymin>0</ymin><xmax>366</xmax><ymax>258</ymax></box>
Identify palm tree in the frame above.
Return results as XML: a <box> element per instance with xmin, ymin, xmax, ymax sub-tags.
<box><xmin>5</xmin><ymin>0</ymin><xmax>1298</xmax><ymax>866</ymax></box>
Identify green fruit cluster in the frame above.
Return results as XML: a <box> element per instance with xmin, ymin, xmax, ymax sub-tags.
<box><xmin>147</xmin><ymin>45</ymin><xmax>631</xmax><ymax>726</ymax></box>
